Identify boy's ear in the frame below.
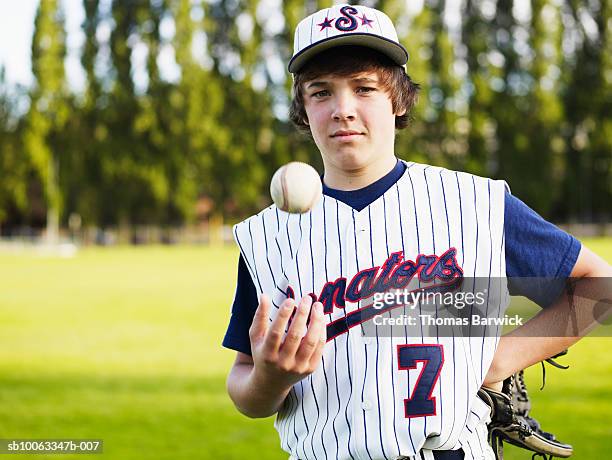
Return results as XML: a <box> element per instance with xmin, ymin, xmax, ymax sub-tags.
<box><xmin>395</xmin><ymin>108</ymin><xmax>407</xmax><ymax>117</ymax></box>
<box><xmin>303</xmin><ymin>117</ymin><xmax>309</xmax><ymax>126</ymax></box>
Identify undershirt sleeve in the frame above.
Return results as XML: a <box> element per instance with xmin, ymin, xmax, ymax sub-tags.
<box><xmin>504</xmin><ymin>191</ymin><xmax>581</xmax><ymax>307</ymax></box>
<box><xmin>222</xmin><ymin>254</ymin><xmax>259</xmax><ymax>355</ymax></box>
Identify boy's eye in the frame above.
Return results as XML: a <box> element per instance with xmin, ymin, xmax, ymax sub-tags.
<box><xmin>312</xmin><ymin>90</ymin><xmax>330</xmax><ymax>98</ymax></box>
<box><xmin>357</xmin><ymin>86</ymin><xmax>376</xmax><ymax>93</ymax></box>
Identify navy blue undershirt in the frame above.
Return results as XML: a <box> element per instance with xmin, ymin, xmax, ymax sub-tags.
<box><xmin>223</xmin><ymin>160</ymin><xmax>581</xmax><ymax>355</ymax></box>
<box><xmin>322</xmin><ymin>160</ymin><xmax>406</xmax><ymax>211</ymax></box>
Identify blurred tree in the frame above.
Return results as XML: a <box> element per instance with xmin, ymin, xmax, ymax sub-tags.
<box><xmin>82</xmin><ymin>0</ymin><xmax>102</xmax><ymax>109</ymax></box>
<box><xmin>490</xmin><ymin>0</ymin><xmax>534</xmax><ymax>196</ymax></box>
<box><xmin>172</xmin><ymin>0</ymin><xmax>227</xmax><ymax>226</ymax></box>
<box><xmin>461</xmin><ymin>0</ymin><xmax>493</xmax><ymax>176</ymax></box>
<box><xmin>104</xmin><ymin>0</ymin><xmax>141</xmax><ymax>228</ymax></box>
<box><xmin>270</xmin><ymin>0</ymin><xmax>326</xmax><ymax>180</ymax></box>
<box><xmin>106</xmin><ymin>0</ymin><xmax>172</xmax><ymax>229</ymax></box>
<box><xmin>427</xmin><ymin>0</ymin><xmax>462</xmax><ymax>168</ymax></box>
<box><xmin>488</xmin><ymin>0</ymin><xmax>565</xmax><ymax>215</ymax></box>
<box><xmin>403</xmin><ymin>0</ymin><xmax>462</xmax><ymax>168</ymax></box>
<box><xmin>202</xmin><ymin>0</ymin><xmax>278</xmax><ymax>219</ymax></box>
<box><xmin>65</xmin><ymin>0</ymin><xmax>103</xmax><ymax>227</ymax></box>
<box><xmin>376</xmin><ymin>0</ymin><xmax>402</xmax><ymax>23</ymax></box>
<box><xmin>24</xmin><ymin>0</ymin><xmax>69</xmax><ymax>242</ymax></box>
<box><xmin>518</xmin><ymin>0</ymin><xmax>564</xmax><ymax>215</ymax></box>
<box><xmin>395</xmin><ymin>1</ymin><xmax>434</xmax><ymax>163</ymax></box>
<box><xmin>0</xmin><ymin>68</ymin><xmax>28</xmax><ymax>230</ymax></box>
<box><xmin>560</xmin><ymin>0</ymin><xmax>611</xmax><ymax>222</ymax></box>
<box><xmin>135</xmin><ymin>0</ymin><xmax>188</xmax><ymax>226</ymax></box>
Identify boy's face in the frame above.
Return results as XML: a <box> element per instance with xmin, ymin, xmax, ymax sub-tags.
<box><xmin>302</xmin><ymin>70</ymin><xmax>404</xmax><ymax>176</ymax></box>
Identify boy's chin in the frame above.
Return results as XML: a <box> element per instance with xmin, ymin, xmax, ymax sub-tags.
<box><xmin>327</xmin><ymin>149</ymin><xmax>374</xmax><ymax>170</ymax></box>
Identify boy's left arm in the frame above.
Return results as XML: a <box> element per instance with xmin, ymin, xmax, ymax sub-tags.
<box><xmin>484</xmin><ymin>244</ymin><xmax>612</xmax><ymax>388</ymax></box>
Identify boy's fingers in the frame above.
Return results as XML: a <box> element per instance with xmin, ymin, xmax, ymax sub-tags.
<box><xmin>280</xmin><ymin>295</ymin><xmax>312</xmax><ymax>358</ymax></box>
<box><xmin>249</xmin><ymin>294</ymin><xmax>271</xmax><ymax>342</ymax></box>
<box><xmin>308</xmin><ymin>334</ymin><xmax>327</xmax><ymax>370</ymax></box>
<box><xmin>296</xmin><ymin>302</ymin><xmax>326</xmax><ymax>363</ymax></box>
<box><xmin>263</xmin><ymin>298</ymin><xmax>296</xmax><ymax>353</ymax></box>
<box><xmin>308</xmin><ymin>303</ymin><xmax>327</xmax><ymax>368</ymax></box>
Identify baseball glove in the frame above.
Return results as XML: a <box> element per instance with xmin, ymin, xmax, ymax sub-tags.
<box><xmin>478</xmin><ymin>351</ymin><xmax>573</xmax><ymax>460</ymax></box>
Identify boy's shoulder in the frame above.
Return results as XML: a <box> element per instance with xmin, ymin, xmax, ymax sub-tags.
<box><xmin>233</xmin><ymin>204</ymin><xmax>279</xmax><ymax>234</ymax></box>
<box><xmin>232</xmin><ymin>205</ymin><xmax>282</xmax><ymax>260</ymax></box>
<box><xmin>401</xmin><ymin>160</ymin><xmax>510</xmax><ymax>192</ymax></box>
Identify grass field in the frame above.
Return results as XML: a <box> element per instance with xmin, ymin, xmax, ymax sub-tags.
<box><xmin>0</xmin><ymin>239</ymin><xmax>610</xmax><ymax>459</ymax></box>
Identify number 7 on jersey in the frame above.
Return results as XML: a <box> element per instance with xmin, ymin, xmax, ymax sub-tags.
<box><xmin>397</xmin><ymin>344</ymin><xmax>444</xmax><ymax>418</ymax></box>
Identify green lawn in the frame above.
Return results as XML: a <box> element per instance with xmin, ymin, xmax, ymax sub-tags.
<box><xmin>0</xmin><ymin>239</ymin><xmax>610</xmax><ymax>459</ymax></box>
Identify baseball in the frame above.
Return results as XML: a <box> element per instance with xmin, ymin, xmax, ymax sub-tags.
<box><xmin>270</xmin><ymin>162</ymin><xmax>322</xmax><ymax>214</ymax></box>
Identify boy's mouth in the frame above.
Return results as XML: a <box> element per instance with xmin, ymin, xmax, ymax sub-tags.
<box><xmin>331</xmin><ymin>130</ymin><xmax>364</xmax><ymax>138</ymax></box>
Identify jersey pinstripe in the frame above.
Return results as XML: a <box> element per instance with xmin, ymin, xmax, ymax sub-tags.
<box><xmin>233</xmin><ymin>161</ymin><xmax>508</xmax><ymax>460</ymax></box>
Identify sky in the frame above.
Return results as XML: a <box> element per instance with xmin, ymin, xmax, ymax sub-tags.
<box><xmin>0</xmin><ymin>0</ymin><xmax>87</xmax><ymax>90</ymax></box>
<box><xmin>0</xmin><ymin>0</ymin><xmax>38</xmax><ymax>87</ymax></box>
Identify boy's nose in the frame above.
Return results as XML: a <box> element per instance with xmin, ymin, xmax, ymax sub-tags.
<box><xmin>331</xmin><ymin>94</ymin><xmax>357</xmax><ymax>121</ymax></box>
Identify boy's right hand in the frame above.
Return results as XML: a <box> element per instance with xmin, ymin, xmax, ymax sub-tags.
<box><xmin>248</xmin><ymin>293</ymin><xmax>326</xmax><ymax>390</ymax></box>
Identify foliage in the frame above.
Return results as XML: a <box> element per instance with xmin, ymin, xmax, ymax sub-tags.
<box><xmin>0</xmin><ymin>69</ymin><xmax>28</xmax><ymax>225</ymax></box>
<box><xmin>23</xmin><ymin>0</ymin><xmax>69</xmax><ymax>237</ymax></box>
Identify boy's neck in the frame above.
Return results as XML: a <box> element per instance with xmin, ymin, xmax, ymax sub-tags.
<box><xmin>323</xmin><ymin>155</ymin><xmax>398</xmax><ymax>191</ymax></box>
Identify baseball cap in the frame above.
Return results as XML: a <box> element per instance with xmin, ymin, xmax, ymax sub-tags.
<box><xmin>288</xmin><ymin>4</ymin><xmax>408</xmax><ymax>74</ymax></box>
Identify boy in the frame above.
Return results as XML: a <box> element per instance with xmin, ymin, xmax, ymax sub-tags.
<box><xmin>223</xmin><ymin>4</ymin><xmax>611</xmax><ymax>460</ymax></box>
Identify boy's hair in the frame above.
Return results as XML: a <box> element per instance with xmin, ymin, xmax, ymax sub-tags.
<box><xmin>289</xmin><ymin>46</ymin><xmax>420</xmax><ymax>134</ymax></box>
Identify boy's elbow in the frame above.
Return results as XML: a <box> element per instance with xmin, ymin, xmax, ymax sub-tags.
<box><xmin>234</xmin><ymin>402</ymin><xmax>276</xmax><ymax>419</ymax></box>
<box><xmin>225</xmin><ymin>373</ymin><xmax>249</xmax><ymax>416</ymax></box>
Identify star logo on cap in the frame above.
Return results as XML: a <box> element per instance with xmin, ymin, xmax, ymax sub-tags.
<box><xmin>359</xmin><ymin>14</ymin><xmax>374</xmax><ymax>28</ymax></box>
<box><xmin>318</xmin><ymin>16</ymin><xmax>334</xmax><ymax>31</ymax></box>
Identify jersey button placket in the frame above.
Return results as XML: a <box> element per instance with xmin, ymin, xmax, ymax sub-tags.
<box><xmin>356</xmin><ymin>213</ymin><xmax>383</xmax><ymax>459</ymax></box>
<box><xmin>345</xmin><ymin>214</ymin><xmax>366</xmax><ymax>459</ymax></box>
<box><xmin>361</xmin><ymin>399</ymin><xmax>373</xmax><ymax>411</ymax></box>
<box><xmin>356</xmin><ymin>214</ymin><xmax>375</xmax><ymax>349</ymax></box>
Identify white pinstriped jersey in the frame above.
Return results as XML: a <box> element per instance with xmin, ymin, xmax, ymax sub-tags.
<box><xmin>233</xmin><ymin>161</ymin><xmax>508</xmax><ymax>460</ymax></box>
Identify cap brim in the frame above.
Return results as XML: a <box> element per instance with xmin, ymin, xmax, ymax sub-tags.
<box><xmin>288</xmin><ymin>33</ymin><xmax>409</xmax><ymax>73</ymax></box>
